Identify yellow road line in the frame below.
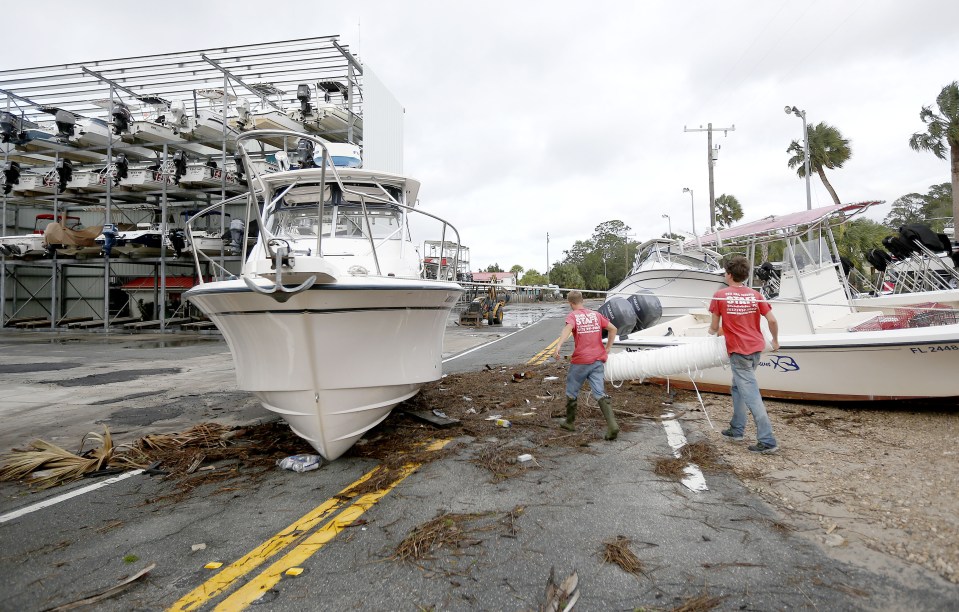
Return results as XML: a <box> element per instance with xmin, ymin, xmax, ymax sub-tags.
<box><xmin>167</xmin><ymin>468</ymin><xmax>377</xmax><ymax>611</ymax></box>
<box><xmin>527</xmin><ymin>338</ymin><xmax>561</xmax><ymax>365</ymax></box>
<box><xmin>213</xmin><ymin>439</ymin><xmax>450</xmax><ymax>611</ymax></box>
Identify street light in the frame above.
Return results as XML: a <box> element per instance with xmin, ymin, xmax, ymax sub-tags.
<box><xmin>785</xmin><ymin>105</ymin><xmax>812</xmax><ymax>211</ymax></box>
<box><xmin>682</xmin><ymin>187</ymin><xmax>695</xmax><ymax>237</ymax></box>
<box><xmin>661</xmin><ymin>213</ymin><xmax>671</xmax><ymax>238</ymax></box>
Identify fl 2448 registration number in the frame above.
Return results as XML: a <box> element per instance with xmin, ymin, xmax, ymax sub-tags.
<box><xmin>911</xmin><ymin>344</ymin><xmax>959</xmax><ymax>354</ymax></box>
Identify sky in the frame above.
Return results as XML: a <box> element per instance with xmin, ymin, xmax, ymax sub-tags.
<box><xmin>6</xmin><ymin>0</ymin><xmax>959</xmax><ymax>273</ymax></box>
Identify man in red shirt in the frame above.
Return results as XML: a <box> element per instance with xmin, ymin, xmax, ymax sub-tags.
<box><xmin>552</xmin><ymin>290</ymin><xmax>620</xmax><ymax>440</ymax></box>
<box><xmin>708</xmin><ymin>255</ymin><xmax>780</xmax><ymax>453</ymax></box>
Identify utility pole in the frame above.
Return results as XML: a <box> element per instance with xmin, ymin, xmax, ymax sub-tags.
<box><xmin>684</xmin><ymin>123</ymin><xmax>735</xmax><ymax>230</ymax></box>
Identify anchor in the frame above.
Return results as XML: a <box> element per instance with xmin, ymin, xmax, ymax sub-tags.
<box><xmin>243</xmin><ymin>239</ymin><xmax>316</xmax><ymax>303</ymax></box>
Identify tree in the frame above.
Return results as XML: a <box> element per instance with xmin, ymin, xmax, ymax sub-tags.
<box><xmin>714</xmin><ymin>194</ymin><xmax>744</xmax><ymax>228</ymax></box>
<box><xmin>787</xmin><ymin>122</ymin><xmax>852</xmax><ymax>205</ymax></box>
<box><xmin>485</xmin><ymin>263</ymin><xmax>503</xmax><ymax>273</ymax></box>
<box><xmin>909</xmin><ymin>81</ymin><xmax>959</xmax><ymax>230</ymax></box>
<box><xmin>519</xmin><ymin>269</ymin><xmax>548</xmax><ymax>286</ymax></box>
<box><xmin>548</xmin><ymin>264</ymin><xmax>586</xmax><ymax>291</ymax></box>
<box><xmin>509</xmin><ymin>264</ymin><xmax>524</xmax><ymax>275</ymax></box>
<box><xmin>833</xmin><ymin>218</ymin><xmax>893</xmax><ymax>271</ymax></box>
<box><xmin>883</xmin><ymin>183</ymin><xmax>953</xmax><ymax>230</ymax></box>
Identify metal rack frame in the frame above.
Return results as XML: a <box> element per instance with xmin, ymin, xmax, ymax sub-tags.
<box><xmin>1</xmin><ymin>36</ymin><xmax>363</xmax><ymax>332</ymax></box>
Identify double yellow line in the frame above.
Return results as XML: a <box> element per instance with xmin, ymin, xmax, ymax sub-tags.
<box><xmin>168</xmin><ymin>439</ymin><xmax>449</xmax><ymax>611</ymax></box>
<box><xmin>527</xmin><ymin>337</ymin><xmax>562</xmax><ymax>366</ymax></box>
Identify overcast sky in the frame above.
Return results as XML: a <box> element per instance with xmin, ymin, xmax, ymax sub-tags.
<box><xmin>8</xmin><ymin>0</ymin><xmax>959</xmax><ymax>273</ymax></box>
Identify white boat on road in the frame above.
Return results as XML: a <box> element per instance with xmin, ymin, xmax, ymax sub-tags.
<box><xmin>610</xmin><ymin>202</ymin><xmax>959</xmax><ymax>401</ymax></box>
<box><xmin>185</xmin><ymin>130</ymin><xmax>464</xmax><ymax>459</ymax></box>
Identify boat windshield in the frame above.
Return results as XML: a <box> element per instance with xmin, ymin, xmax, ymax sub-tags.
<box><xmin>271</xmin><ymin>205</ymin><xmax>402</xmax><ymax>240</ymax></box>
<box><xmin>267</xmin><ymin>181</ymin><xmax>405</xmax><ymax>240</ymax></box>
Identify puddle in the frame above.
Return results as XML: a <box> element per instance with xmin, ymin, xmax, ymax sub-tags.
<box><xmin>56</xmin><ymin>367</ymin><xmax>182</xmax><ymax>387</ymax></box>
<box><xmin>0</xmin><ymin>362</ymin><xmax>82</xmax><ymax>374</ymax></box>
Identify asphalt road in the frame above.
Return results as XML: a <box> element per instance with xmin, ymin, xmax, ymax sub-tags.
<box><xmin>0</xmin><ymin>301</ymin><xmax>954</xmax><ymax>611</ymax></box>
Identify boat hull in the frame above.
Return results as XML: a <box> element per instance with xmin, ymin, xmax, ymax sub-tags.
<box><xmin>615</xmin><ymin>326</ymin><xmax>959</xmax><ymax>401</ymax></box>
<box><xmin>608</xmin><ymin>268</ymin><xmax>725</xmax><ymax>321</ymax></box>
<box><xmin>185</xmin><ymin>278</ymin><xmax>462</xmax><ymax>459</ymax></box>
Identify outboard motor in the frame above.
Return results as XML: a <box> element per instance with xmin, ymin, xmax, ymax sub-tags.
<box><xmin>628</xmin><ymin>290</ymin><xmax>663</xmax><ymax>330</ymax></box>
<box><xmin>598</xmin><ymin>297</ymin><xmax>637</xmax><ymax>340</ymax></box>
<box><xmin>172</xmin><ymin>150</ymin><xmax>187</xmax><ymax>185</ymax></box>
<box><xmin>296</xmin><ymin>138</ymin><xmax>316</xmax><ymax>168</ymax></box>
<box><xmin>101</xmin><ymin>224</ymin><xmax>118</xmax><ymax>257</ymax></box>
<box><xmin>113</xmin><ymin>154</ymin><xmax>129</xmax><ymax>186</ymax></box>
<box><xmin>236</xmin><ymin>98</ymin><xmax>251</xmax><ymax>129</ymax></box>
<box><xmin>598</xmin><ymin>290</ymin><xmax>663</xmax><ymax>339</ymax></box>
<box><xmin>54</xmin><ymin>109</ymin><xmax>76</xmax><ymax>139</ymax></box>
<box><xmin>882</xmin><ymin>235</ymin><xmax>914</xmax><ymax>260</ymax></box>
<box><xmin>296</xmin><ymin>84</ymin><xmax>312</xmax><ymax>116</ymax></box>
<box><xmin>112</xmin><ymin>103</ymin><xmax>132</xmax><ymax>135</ymax></box>
<box><xmin>866</xmin><ymin>248</ymin><xmax>892</xmax><ymax>272</ymax></box>
<box><xmin>900</xmin><ymin>224</ymin><xmax>943</xmax><ymax>252</ymax></box>
<box><xmin>2</xmin><ymin>160</ymin><xmax>20</xmax><ymax>194</ymax></box>
<box><xmin>168</xmin><ymin>228</ymin><xmax>186</xmax><ymax>258</ymax></box>
<box><xmin>55</xmin><ymin>158</ymin><xmax>73</xmax><ymax>193</ymax></box>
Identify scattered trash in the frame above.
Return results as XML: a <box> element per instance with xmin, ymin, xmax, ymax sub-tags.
<box><xmin>204</xmin><ymin>562</ymin><xmax>223</xmax><ymax>570</ymax></box>
<box><xmin>517</xmin><ymin>454</ymin><xmax>533</xmax><ymax>463</ymax></box>
<box><xmin>543</xmin><ymin>566</ymin><xmax>579</xmax><ymax>612</ymax></box>
<box><xmin>191</xmin><ymin>543</ymin><xmax>207</xmax><ymax>552</ymax></box>
<box><xmin>276</xmin><ymin>454</ymin><xmax>322</xmax><ymax>473</ymax></box>
<box><xmin>543</xmin><ymin>376</ymin><xmax>559</xmax><ymax>382</ymax></box>
<box><xmin>466</xmin><ymin>407</ymin><xmax>477</xmax><ymax>414</ymax></box>
<box><xmin>535</xmin><ymin>394</ymin><xmax>553</xmax><ymax>400</ymax></box>
<box><xmin>525</xmin><ymin>399</ymin><xmax>530</xmax><ymax>404</ymax></box>
<box><xmin>494</xmin><ymin>419</ymin><xmax>512</xmax><ymax>428</ymax></box>
<box><xmin>485</xmin><ymin>414</ymin><xmax>503</xmax><ymax>420</ymax></box>
<box><xmin>432</xmin><ymin>409</ymin><xmax>449</xmax><ymax>419</ymax></box>
<box><xmin>462</xmin><ymin>396</ymin><xmax>473</xmax><ymax>402</ymax></box>
<box><xmin>512</xmin><ymin>371</ymin><xmax>532</xmax><ymax>381</ymax></box>
<box><xmin>284</xmin><ymin>567</ymin><xmax>304</xmax><ymax>576</ymax></box>
<box><xmin>47</xmin><ymin>563</ymin><xmax>156</xmax><ymax>610</ymax></box>
<box><xmin>521</xmin><ymin>412</ymin><xmax>536</xmax><ymax>416</ymax></box>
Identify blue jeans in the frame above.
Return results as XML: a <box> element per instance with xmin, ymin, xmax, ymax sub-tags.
<box><xmin>728</xmin><ymin>352</ymin><xmax>777</xmax><ymax>446</ymax></box>
<box><xmin>566</xmin><ymin>361</ymin><xmax>606</xmax><ymax>400</ymax></box>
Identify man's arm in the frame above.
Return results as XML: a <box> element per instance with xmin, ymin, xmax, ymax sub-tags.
<box><xmin>708</xmin><ymin>312</ymin><xmax>721</xmax><ymax>336</ymax></box>
<box><xmin>605</xmin><ymin>322</ymin><xmax>618</xmax><ymax>352</ymax></box>
<box><xmin>553</xmin><ymin>324</ymin><xmax>573</xmax><ymax>360</ymax></box>
<box><xmin>764</xmin><ymin>311</ymin><xmax>780</xmax><ymax>351</ymax></box>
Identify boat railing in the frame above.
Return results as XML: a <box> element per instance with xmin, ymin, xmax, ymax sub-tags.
<box><xmin>187</xmin><ymin>130</ymin><xmax>462</xmax><ymax>284</ymax></box>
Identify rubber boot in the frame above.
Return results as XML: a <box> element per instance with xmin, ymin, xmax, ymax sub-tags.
<box><xmin>598</xmin><ymin>396</ymin><xmax>619</xmax><ymax>441</ymax></box>
<box><xmin>560</xmin><ymin>397</ymin><xmax>577</xmax><ymax>431</ymax></box>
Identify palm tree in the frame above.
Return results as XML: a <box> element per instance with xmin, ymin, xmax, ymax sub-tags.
<box><xmin>714</xmin><ymin>194</ymin><xmax>744</xmax><ymax>228</ymax></box>
<box><xmin>909</xmin><ymin>81</ymin><xmax>959</xmax><ymax>231</ymax></box>
<box><xmin>787</xmin><ymin>122</ymin><xmax>852</xmax><ymax>206</ymax></box>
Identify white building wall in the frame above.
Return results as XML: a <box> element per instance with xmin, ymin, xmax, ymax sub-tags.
<box><xmin>361</xmin><ymin>65</ymin><xmax>404</xmax><ymax>174</ymax></box>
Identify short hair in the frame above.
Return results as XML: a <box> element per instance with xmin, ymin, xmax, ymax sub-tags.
<box><xmin>724</xmin><ymin>255</ymin><xmax>750</xmax><ymax>283</ymax></box>
<box><xmin>567</xmin><ymin>290</ymin><xmax>584</xmax><ymax>305</ymax></box>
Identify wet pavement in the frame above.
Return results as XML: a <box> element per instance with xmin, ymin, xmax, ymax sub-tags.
<box><xmin>0</xmin><ymin>301</ymin><xmax>955</xmax><ymax>611</ymax></box>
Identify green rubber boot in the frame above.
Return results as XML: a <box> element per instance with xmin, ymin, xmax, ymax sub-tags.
<box><xmin>560</xmin><ymin>397</ymin><xmax>577</xmax><ymax>431</ymax></box>
<box><xmin>598</xmin><ymin>396</ymin><xmax>619</xmax><ymax>441</ymax></box>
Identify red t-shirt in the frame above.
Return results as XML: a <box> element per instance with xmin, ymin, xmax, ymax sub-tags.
<box><xmin>565</xmin><ymin>309</ymin><xmax>611</xmax><ymax>364</ymax></box>
<box><xmin>708</xmin><ymin>285</ymin><xmax>770</xmax><ymax>356</ymax></box>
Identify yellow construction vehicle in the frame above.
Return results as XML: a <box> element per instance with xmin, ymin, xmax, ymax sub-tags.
<box><xmin>459</xmin><ymin>284</ymin><xmax>508</xmax><ymax>326</ymax></box>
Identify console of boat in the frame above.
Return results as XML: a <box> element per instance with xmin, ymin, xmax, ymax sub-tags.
<box><xmin>184</xmin><ymin>131</ymin><xmax>464</xmax><ymax>459</ymax></box>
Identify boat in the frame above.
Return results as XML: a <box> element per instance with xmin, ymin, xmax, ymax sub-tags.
<box><xmin>231</xmin><ymin>86</ymin><xmax>309</xmax><ymax>148</ymax></box>
<box><xmin>179</xmin><ymin>160</ymin><xmax>244</xmax><ymax>192</ymax></box>
<box><xmin>43</xmin><ymin>220</ymin><xmax>104</xmax><ymax>259</ymax></box>
<box><xmin>121</xmin><ymin>275</ymin><xmax>196</xmax><ymax>320</ymax></box>
<box><xmin>125</xmin><ymin>97</ymin><xmax>220</xmax><ymax>157</ymax></box>
<box><xmin>184</xmin><ymin>130</ymin><xmax>464</xmax><ymax>460</ymax></box>
<box><xmin>608</xmin><ymin>202</ymin><xmax>959</xmax><ymax>401</ymax></box>
<box><xmin>187</xmin><ymin>89</ymin><xmax>241</xmax><ymax>146</ymax></box>
<box><xmin>851</xmin><ymin>223</ymin><xmax>959</xmax><ymax>312</ymax></box>
<box><xmin>168</xmin><ymin>209</ymin><xmax>233</xmax><ymax>256</ymax></box>
<box><xmin>600</xmin><ymin>238</ymin><xmax>725</xmax><ymax>336</ymax></box>
<box><xmin>286</xmin><ymin>82</ymin><xmax>363</xmax><ymax>143</ymax></box>
<box><xmin>95</xmin><ymin>222</ymin><xmax>166</xmax><ymax>258</ymax></box>
<box><xmin>67</xmin><ymin>156</ymin><xmax>131</xmax><ymax>193</ymax></box>
<box><xmin>0</xmin><ymin>213</ymin><xmax>80</xmax><ymax>258</ymax></box>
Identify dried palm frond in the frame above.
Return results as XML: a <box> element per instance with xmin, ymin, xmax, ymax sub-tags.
<box><xmin>601</xmin><ymin>535</ymin><xmax>645</xmax><ymax>577</ymax></box>
<box><xmin>0</xmin><ymin>428</ymin><xmax>117</xmax><ymax>489</ymax></box>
